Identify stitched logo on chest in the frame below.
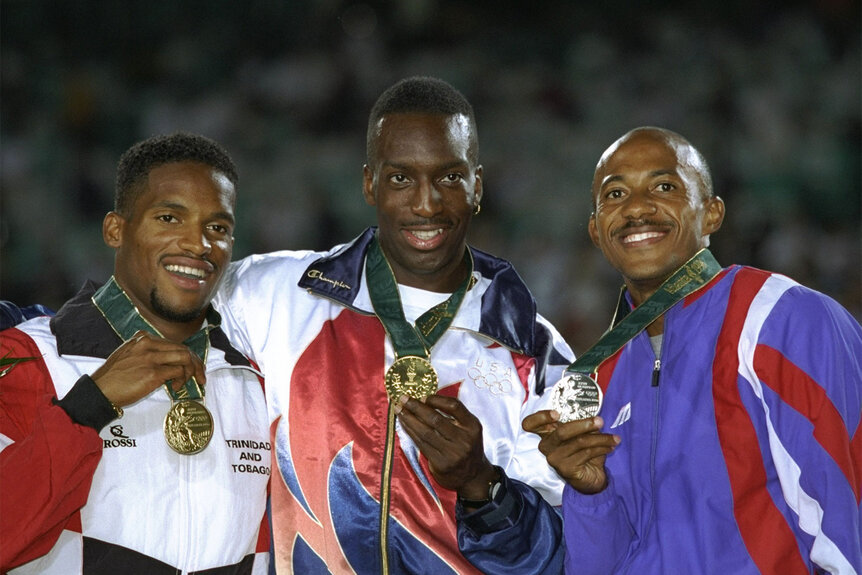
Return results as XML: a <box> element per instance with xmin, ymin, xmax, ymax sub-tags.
<box><xmin>467</xmin><ymin>357</ymin><xmax>514</xmax><ymax>396</ymax></box>
<box><xmin>610</xmin><ymin>402</ymin><xmax>632</xmax><ymax>429</ymax></box>
<box><xmin>102</xmin><ymin>425</ymin><xmax>137</xmax><ymax>448</ymax></box>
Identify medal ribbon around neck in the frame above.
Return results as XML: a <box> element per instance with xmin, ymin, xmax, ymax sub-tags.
<box><xmin>365</xmin><ymin>235</ymin><xmax>473</xmax><ymax>573</ymax></box>
<box><xmin>365</xmin><ymin>236</ymin><xmax>473</xmax><ymax>401</ymax></box>
<box><xmin>92</xmin><ymin>276</ymin><xmax>218</xmax><ymax>401</ymax></box>
<box><xmin>550</xmin><ymin>249</ymin><xmax>722</xmax><ymax>422</ymax></box>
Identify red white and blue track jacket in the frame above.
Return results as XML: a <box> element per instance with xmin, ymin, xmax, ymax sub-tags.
<box><xmin>215</xmin><ymin>228</ymin><xmax>573</xmax><ymax>574</ymax></box>
<box><xmin>0</xmin><ymin>282</ymin><xmax>271</xmax><ymax>574</ymax></box>
<box><xmin>563</xmin><ymin>265</ymin><xmax>862</xmax><ymax>574</ymax></box>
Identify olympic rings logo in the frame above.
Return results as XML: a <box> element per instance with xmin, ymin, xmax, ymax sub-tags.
<box><xmin>467</xmin><ymin>359</ymin><xmax>513</xmax><ymax>396</ymax></box>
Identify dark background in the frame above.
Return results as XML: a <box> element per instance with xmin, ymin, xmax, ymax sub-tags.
<box><xmin>2</xmin><ymin>0</ymin><xmax>859</xmax><ymax>353</ymax></box>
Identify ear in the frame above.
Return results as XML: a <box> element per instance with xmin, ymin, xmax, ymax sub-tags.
<box><xmin>588</xmin><ymin>213</ymin><xmax>600</xmax><ymax>248</ymax></box>
<box><xmin>703</xmin><ymin>195</ymin><xmax>725</xmax><ymax>236</ymax></box>
<box><xmin>362</xmin><ymin>165</ymin><xmax>376</xmax><ymax>206</ymax></box>
<box><xmin>473</xmin><ymin>165</ymin><xmax>484</xmax><ymax>207</ymax></box>
<box><xmin>103</xmin><ymin>211</ymin><xmax>125</xmax><ymax>248</ymax></box>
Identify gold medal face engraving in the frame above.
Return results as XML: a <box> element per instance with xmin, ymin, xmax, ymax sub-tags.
<box><xmin>385</xmin><ymin>356</ymin><xmax>438</xmax><ymax>400</ymax></box>
<box><xmin>551</xmin><ymin>373</ymin><xmax>603</xmax><ymax>423</ymax></box>
<box><xmin>164</xmin><ymin>400</ymin><xmax>214</xmax><ymax>454</ymax></box>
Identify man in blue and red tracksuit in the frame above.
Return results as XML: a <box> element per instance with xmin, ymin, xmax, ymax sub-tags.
<box><xmin>525</xmin><ymin>126</ymin><xmax>861</xmax><ymax>574</ymax></box>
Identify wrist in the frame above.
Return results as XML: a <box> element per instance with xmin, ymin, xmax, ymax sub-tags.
<box><xmin>457</xmin><ymin>466</ymin><xmax>502</xmax><ymax>508</ymax></box>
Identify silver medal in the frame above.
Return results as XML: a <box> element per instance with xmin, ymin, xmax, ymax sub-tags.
<box><xmin>551</xmin><ymin>372</ymin><xmax>602</xmax><ymax>423</ymax></box>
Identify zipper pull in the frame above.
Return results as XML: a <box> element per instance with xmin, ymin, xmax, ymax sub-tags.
<box><xmin>651</xmin><ymin>359</ymin><xmax>661</xmax><ymax>387</ymax></box>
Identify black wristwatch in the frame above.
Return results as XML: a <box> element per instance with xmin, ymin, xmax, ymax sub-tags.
<box><xmin>457</xmin><ymin>476</ymin><xmax>503</xmax><ymax>508</ymax></box>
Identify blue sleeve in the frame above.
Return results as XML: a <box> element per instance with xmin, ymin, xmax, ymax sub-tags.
<box><xmin>0</xmin><ymin>301</ymin><xmax>55</xmax><ymax>330</ymax></box>
<box><xmin>756</xmin><ymin>287</ymin><xmax>862</xmax><ymax>571</ymax></box>
<box><xmin>458</xmin><ymin>472</ymin><xmax>564</xmax><ymax>574</ymax></box>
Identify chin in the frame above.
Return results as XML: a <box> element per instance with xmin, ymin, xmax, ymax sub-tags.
<box><xmin>150</xmin><ymin>292</ymin><xmax>206</xmax><ymax>324</ymax></box>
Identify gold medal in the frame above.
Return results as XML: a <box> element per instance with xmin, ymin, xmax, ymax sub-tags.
<box><xmin>384</xmin><ymin>356</ymin><xmax>438</xmax><ymax>400</ymax></box>
<box><xmin>163</xmin><ymin>400</ymin><xmax>214</xmax><ymax>454</ymax></box>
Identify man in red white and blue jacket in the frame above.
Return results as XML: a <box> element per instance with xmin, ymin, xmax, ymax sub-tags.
<box><xmin>215</xmin><ymin>77</ymin><xmax>573</xmax><ymax>574</ymax></box>
<box><xmin>525</xmin><ymin>127</ymin><xmax>861</xmax><ymax>574</ymax></box>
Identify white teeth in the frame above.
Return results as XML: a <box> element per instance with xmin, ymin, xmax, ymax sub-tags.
<box><xmin>165</xmin><ymin>264</ymin><xmax>206</xmax><ymax>278</ymax></box>
<box><xmin>623</xmin><ymin>231</ymin><xmax>663</xmax><ymax>244</ymax></box>
<box><xmin>412</xmin><ymin>229</ymin><xmax>443</xmax><ymax>240</ymax></box>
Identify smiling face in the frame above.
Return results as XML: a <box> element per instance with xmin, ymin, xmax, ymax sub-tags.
<box><xmin>103</xmin><ymin>161</ymin><xmax>236</xmax><ymax>342</ymax></box>
<box><xmin>363</xmin><ymin>112</ymin><xmax>482</xmax><ymax>292</ymax></box>
<box><xmin>588</xmin><ymin>129</ymin><xmax>724</xmax><ymax>305</ymax></box>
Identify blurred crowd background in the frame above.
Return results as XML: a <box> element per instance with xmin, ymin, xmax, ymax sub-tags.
<box><xmin>2</xmin><ymin>0</ymin><xmax>859</xmax><ymax>353</ymax></box>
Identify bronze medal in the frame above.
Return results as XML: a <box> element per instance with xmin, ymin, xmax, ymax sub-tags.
<box><xmin>384</xmin><ymin>356</ymin><xmax>438</xmax><ymax>400</ymax></box>
<box><xmin>551</xmin><ymin>372</ymin><xmax>603</xmax><ymax>423</ymax></box>
<box><xmin>164</xmin><ymin>400</ymin><xmax>214</xmax><ymax>454</ymax></box>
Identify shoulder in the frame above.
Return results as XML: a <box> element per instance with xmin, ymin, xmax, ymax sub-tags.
<box><xmin>2</xmin><ymin>316</ymin><xmax>54</xmax><ymax>347</ymax></box>
<box><xmin>727</xmin><ymin>266</ymin><xmax>862</xmax><ymax>356</ymax></box>
<box><xmin>0</xmin><ymin>320</ymin><xmax>55</xmax><ymax>392</ymax></box>
<box><xmin>732</xmin><ymin>266</ymin><xmax>856</xmax><ymax>327</ymax></box>
<box><xmin>219</xmin><ymin>248</ymin><xmax>330</xmax><ymax>300</ymax></box>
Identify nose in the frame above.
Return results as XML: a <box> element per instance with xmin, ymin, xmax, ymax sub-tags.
<box><xmin>621</xmin><ymin>188</ymin><xmax>657</xmax><ymax>219</ymax></box>
<box><xmin>177</xmin><ymin>224</ymin><xmax>212</xmax><ymax>256</ymax></box>
<box><xmin>412</xmin><ymin>178</ymin><xmax>443</xmax><ymax>217</ymax></box>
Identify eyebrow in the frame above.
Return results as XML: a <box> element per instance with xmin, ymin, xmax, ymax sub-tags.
<box><xmin>383</xmin><ymin>159</ymin><xmax>468</xmax><ymax>172</ymax></box>
<box><xmin>649</xmin><ymin>169</ymin><xmax>679</xmax><ymax>178</ymax></box>
<box><xmin>600</xmin><ymin>169</ymin><xmax>680</xmax><ymax>187</ymax></box>
<box><xmin>152</xmin><ymin>201</ymin><xmax>236</xmax><ymax>225</ymax></box>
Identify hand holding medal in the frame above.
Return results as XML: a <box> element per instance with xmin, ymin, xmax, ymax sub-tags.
<box><xmin>93</xmin><ymin>278</ymin><xmax>216</xmax><ymax>455</ymax></box>
<box><xmin>526</xmin><ymin>250</ymin><xmax>723</xmax><ymax>493</ymax></box>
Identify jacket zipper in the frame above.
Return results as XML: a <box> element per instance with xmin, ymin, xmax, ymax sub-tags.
<box><xmin>651</xmin><ymin>358</ymin><xmax>661</xmax><ymax>387</ymax></box>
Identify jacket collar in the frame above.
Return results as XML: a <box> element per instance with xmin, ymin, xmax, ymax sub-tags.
<box><xmin>297</xmin><ymin>227</ymin><xmax>559</xmax><ymax>361</ymax></box>
<box><xmin>51</xmin><ymin>280</ymin><xmax>250</xmax><ymax>367</ymax></box>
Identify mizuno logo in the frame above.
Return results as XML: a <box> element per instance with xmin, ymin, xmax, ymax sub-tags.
<box><xmin>610</xmin><ymin>402</ymin><xmax>631</xmax><ymax>429</ymax></box>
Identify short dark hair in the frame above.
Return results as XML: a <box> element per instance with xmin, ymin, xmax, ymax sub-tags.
<box><xmin>366</xmin><ymin>76</ymin><xmax>478</xmax><ymax>165</ymax></box>
<box><xmin>114</xmin><ymin>132</ymin><xmax>238</xmax><ymax>216</ymax></box>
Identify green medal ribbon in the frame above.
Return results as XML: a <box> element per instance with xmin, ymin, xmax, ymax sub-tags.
<box><xmin>92</xmin><ymin>276</ymin><xmax>217</xmax><ymax>401</ymax></box>
<box><xmin>567</xmin><ymin>249</ymin><xmax>722</xmax><ymax>375</ymax></box>
<box><xmin>365</xmin><ymin>237</ymin><xmax>472</xmax><ymax>359</ymax></box>
<box><xmin>365</xmin><ymin>236</ymin><xmax>473</xmax><ymax>574</ymax></box>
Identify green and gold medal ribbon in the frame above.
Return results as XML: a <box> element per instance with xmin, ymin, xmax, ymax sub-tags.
<box><xmin>365</xmin><ymin>237</ymin><xmax>472</xmax><ymax>362</ymax></box>
<box><xmin>568</xmin><ymin>248</ymin><xmax>722</xmax><ymax>376</ymax></box>
<box><xmin>92</xmin><ymin>276</ymin><xmax>219</xmax><ymax>454</ymax></box>
<box><xmin>550</xmin><ymin>249</ymin><xmax>722</xmax><ymax>423</ymax></box>
<box><xmin>366</xmin><ymin>236</ymin><xmax>473</xmax><ymax>403</ymax></box>
<box><xmin>92</xmin><ymin>276</ymin><xmax>217</xmax><ymax>399</ymax></box>
<box><xmin>364</xmin><ymin>236</ymin><xmax>473</xmax><ymax>574</ymax></box>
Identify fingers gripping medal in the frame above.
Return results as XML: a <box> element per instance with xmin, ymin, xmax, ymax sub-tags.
<box><xmin>385</xmin><ymin>356</ymin><xmax>438</xmax><ymax>401</ymax></box>
<box><xmin>551</xmin><ymin>372</ymin><xmax>603</xmax><ymax>423</ymax></box>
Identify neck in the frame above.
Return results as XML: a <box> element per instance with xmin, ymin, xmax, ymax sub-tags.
<box><xmin>110</xmin><ymin>278</ymin><xmax>206</xmax><ymax>343</ymax></box>
<box><xmin>624</xmin><ymin>279</ymin><xmax>664</xmax><ymax>309</ymax></box>
<box><xmin>382</xmin><ymin>246</ymin><xmax>470</xmax><ymax>294</ymax></box>
<box><xmin>142</xmin><ymin>314</ymin><xmax>204</xmax><ymax>343</ymax></box>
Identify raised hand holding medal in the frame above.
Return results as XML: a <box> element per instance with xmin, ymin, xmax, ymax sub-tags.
<box><xmin>92</xmin><ymin>277</ymin><xmax>216</xmax><ymax>454</ymax></box>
